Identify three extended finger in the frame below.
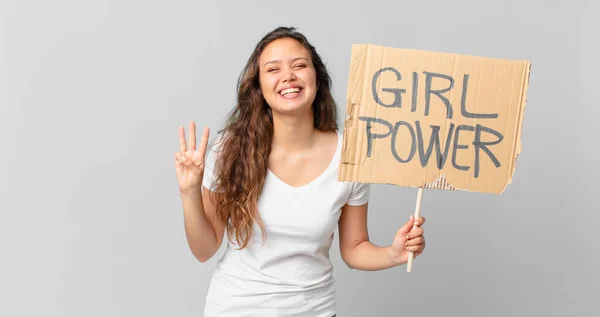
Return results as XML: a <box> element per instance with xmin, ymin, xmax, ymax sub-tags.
<box><xmin>198</xmin><ymin>126</ymin><xmax>210</xmax><ymax>158</ymax></box>
<box><xmin>189</xmin><ymin>121</ymin><xmax>196</xmax><ymax>151</ymax></box>
<box><xmin>179</xmin><ymin>126</ymin><xmax>187</xmax><ymax>153</ymax></box>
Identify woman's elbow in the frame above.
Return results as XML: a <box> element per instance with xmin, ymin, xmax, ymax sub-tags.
<box><xmin>340</xmin><ymin>251</ymin><xmax>356</xmax><ymax>269</ymax></box>
<box><xmin>189</xmin><ymin>246</ymin><xmax>217</xmax><ymax>263</ymax></box>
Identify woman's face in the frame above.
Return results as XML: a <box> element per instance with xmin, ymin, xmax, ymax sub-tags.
<box><xmin>258</xmin><ymin>37</ymin><xmax>318</xmax><ymax>117</ymax></box>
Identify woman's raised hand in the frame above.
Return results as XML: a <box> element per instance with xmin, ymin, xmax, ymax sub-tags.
<box><xmin>175</xmin><ymin>121</ymin><xmax>210</xmax><ymax>194</ymax></box>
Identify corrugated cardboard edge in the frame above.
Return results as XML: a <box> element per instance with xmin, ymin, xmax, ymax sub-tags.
<box><xmin>422</xmin><ymin>173</ymin><xmax>457</xmax><ymax>191</ymax></box>
<box><xmin>499</xmin><ymin>61</ymin><xmax>531</xmax><ymax>194</ymax></box>
<box><xmin>340</xmin><ymin>44</ymin><xmax>369</xmax><ymax>183</ymax></box>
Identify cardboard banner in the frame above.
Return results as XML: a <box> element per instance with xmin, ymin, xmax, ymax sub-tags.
<box><xmin>339</xmin><ymin>44</ymin><xmax>531</xmax><ymax>194</ymax></box>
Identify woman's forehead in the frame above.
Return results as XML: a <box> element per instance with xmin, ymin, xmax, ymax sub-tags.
<box><xmin>260</xmin><ymin>38</ymin><xmax>311</xmax><ymax>63</ymax></box>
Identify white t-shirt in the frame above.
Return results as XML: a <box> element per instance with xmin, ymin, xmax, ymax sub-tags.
<box><xmin>201</xmin><ymin>131</ymin><xmax>370</xmax><ymax>317</ymax></box>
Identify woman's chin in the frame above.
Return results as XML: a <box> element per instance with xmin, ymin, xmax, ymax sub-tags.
<box><xmin>271</xmin><ymin>102</ymin><xmax>313</xmax><ymax>117</ymax></box>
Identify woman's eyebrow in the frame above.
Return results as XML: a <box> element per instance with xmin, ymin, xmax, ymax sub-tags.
<box><xmin>263</xmin><ymin>57</ymin><xmax>309</xmax><ymax>67</ymax></box>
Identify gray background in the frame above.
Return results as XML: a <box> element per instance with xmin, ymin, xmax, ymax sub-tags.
<box><xmin>1</xmin><ymin>0</ymin><xmax>598</xmax><ymax>316</ymax></box>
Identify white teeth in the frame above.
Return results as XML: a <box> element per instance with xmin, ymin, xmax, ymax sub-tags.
<box><xmin>280</xmin><ymin>87</ymin><xmax>301</xmax><ymax>96</ymax></box>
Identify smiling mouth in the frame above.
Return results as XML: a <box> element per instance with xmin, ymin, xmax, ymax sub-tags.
<box><xmin>279</xmin><ymin>87</ymin><xmax>302</xmax><ymax>96</ymax></box>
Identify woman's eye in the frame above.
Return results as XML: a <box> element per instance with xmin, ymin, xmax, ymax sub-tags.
<box><xmin>267</xmin><ymin>68</ymin><xmax>279</xmax><ymax>72</ymax></box>
<box><xmin>294</xmin><ymin>64</ymin><xmax>306</xmax><ymax>68</ymax></box>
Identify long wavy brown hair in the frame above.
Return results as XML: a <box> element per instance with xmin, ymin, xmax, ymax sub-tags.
<box><xmin>208</xmin><ymin>26</ymin><xmax>339</xmax><ymax>249</ymax></box>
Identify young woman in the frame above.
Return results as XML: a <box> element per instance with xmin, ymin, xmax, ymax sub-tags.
<box><xmin>174</xmin><ymin>26</ymin><xmax>426</xmax><ymax>317</ymax></box>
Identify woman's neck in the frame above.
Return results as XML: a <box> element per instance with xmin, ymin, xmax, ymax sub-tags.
<box><xmin>271</xmin><ymin>111</ymin><xmax>317</xmax><ymax>153</ymax></box>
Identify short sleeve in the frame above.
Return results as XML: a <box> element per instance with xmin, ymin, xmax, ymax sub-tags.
<box><xmin>202</xmin><ymin>138</ymin><xmax>223</xmax><ymax>193</ymax></box>
<box><xmin>347</xmin><ymin>182</ymin><xmax>370</xmax><ymax>206</ymax></box>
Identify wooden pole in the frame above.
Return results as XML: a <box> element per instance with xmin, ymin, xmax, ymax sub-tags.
<box><xmin>407</xmin><ymin>187</ymin><xmax>424</xmax><ymax>272</ymax></box>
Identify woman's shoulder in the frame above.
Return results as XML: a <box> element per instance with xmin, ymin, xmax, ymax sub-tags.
<box><xmin>323</xmin><ymin>129</ymin><xmax>342</xmax><ymax>152</ymax></box>
<box><xmin>206</xmin><ymin>130</ymin><xmax>229</xmax><ymax>156</ymax></box>
<box><xmin>204</xmin><ymin>131</ymin><xmax>228</xmax><ymax>170</ymax></box>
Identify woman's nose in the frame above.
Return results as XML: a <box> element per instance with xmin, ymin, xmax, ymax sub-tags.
<box><xmin>282</xmin><ymin>68</ymin><xmax>296</xmax><ymax>82</ymax></box>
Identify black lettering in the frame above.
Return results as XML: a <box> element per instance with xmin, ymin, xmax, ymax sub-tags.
<box><xmin>359</xmin><ymin>116</ymin><xmax>393</xmax><ymax>157</ymax></box>
<box><xmin>424</xmin><ymin>71</ymin><xmax>454</xmax><ymax>119</ymax></box>
<box><xmin>473</xmin><ymin>124</ymin><xmax>503</xmax><ymax>178</ymax></box>
<box><xmin>391</xmin><ymin>121</ymin><xmax>416</xmax><ymax>163</ymax></box>
<box><xmin>411</xmin><ymin>71</ymin><xmax>418</xmax><ymax>112</ymax></box>
<box><xmin>460</xmin><ymin>74</ymin><xmax>498</xmax><ymax>119</ymax></box>
<box><xmin>452</xmin><ymin>125</ymin><xmax>475</xmax><ymax>172</ymax></box>
<box><xmin>415</xmin><ymin>121</ymin><xmax>455</xmax><ymax>169</ymax></box>
<box><xmin>372</xmin><ymin>67</ymin><xmax>405</xmax><ymax>108</ymax></box>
